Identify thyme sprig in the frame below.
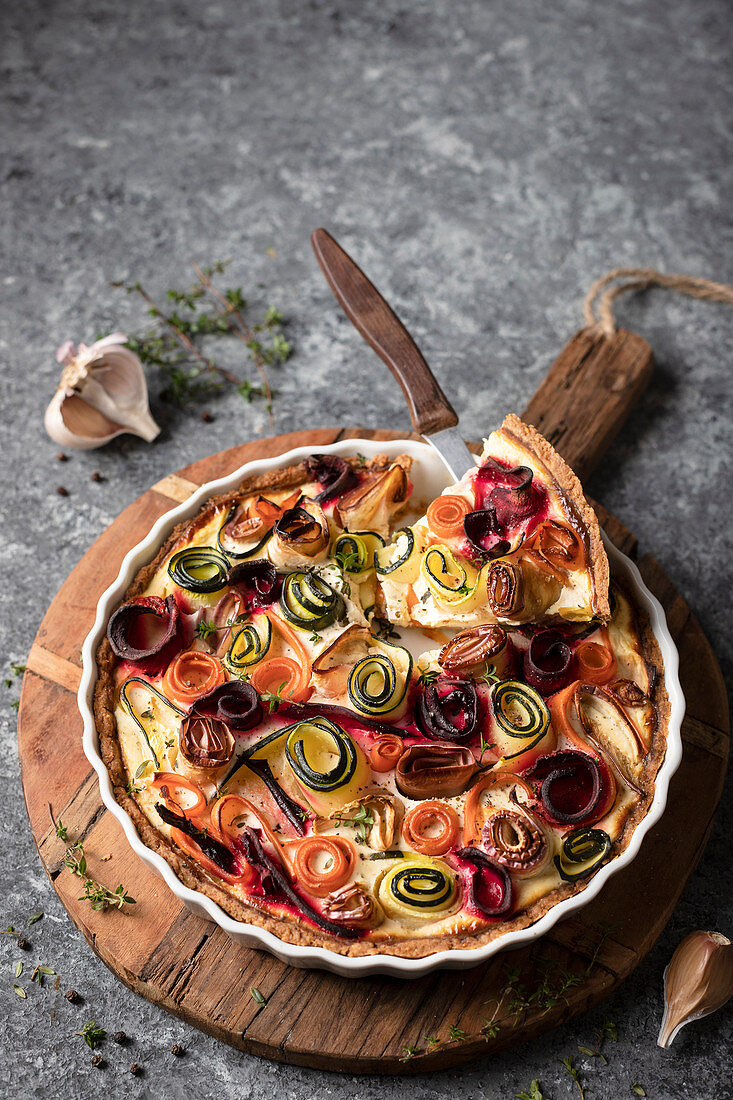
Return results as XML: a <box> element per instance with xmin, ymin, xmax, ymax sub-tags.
<box><xmin>75</xmin><ymin>1021</ymin><xmax>106</xmax><ymax>1050</ymax></box>
<box><xmin>63</xmin><ymin>842</ymin><xmax>136</xmax><ymax>911</ymax></box>
<box><xmin>516</xmin><ymin>1083</ymin><xmax>544</xmax><ymax>1100</ymax></box>
<box><xmin>332</xmin><ymin>805</ymin><xmax>374</xmax><ymax>845</ymax></box>
<box><xmin>112</xmin><ymin>261</ymin><xmax>291</xmax><ymax>422</ymax></box>
<box><xmin>396</xmin><ymin>923</ymin><xmax>615</xmax><ymax>1061</ymax></box>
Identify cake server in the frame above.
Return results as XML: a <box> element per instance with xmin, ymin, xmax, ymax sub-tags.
<box><xmin>311</xmin><ymin>228</ymin><xmax>477</xmax><ymax>480</ymax></box>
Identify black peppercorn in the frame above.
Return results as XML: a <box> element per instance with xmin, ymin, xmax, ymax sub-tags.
<box><xmin>65</xmin><ymin>989</ymin><xmax>79</xmax><ymax>1002</ymax></box>
<box><xmin>57</xmin><ymin>452</ymin><xmax>68</xmax><ymax>462</ymax></box>
<box><xmin>91</xmin><ymin>1054</ymin><xmax>104</xmax><ymax>1068</ymax></box>
<box><xmin>17</xmin><ymin>938</ymin><xmax>30</xmax><ymax>951</ymax></box>
<box><xmin>113</xmin><ymin>1030</ymin><xmax>127</xmax><ymax>1044</ymax></box>
<box><xmin>201</xmin><ymin>411</ymin><xmax>213</xmax><ymax>423</ymax></box>
<box><xmin>129</xmin><ymin>1063</ymin><xmax>141</xmax><ymax>1076</ymax></box>
<box><xmin>91</xmin><ymin>471</ymin><xmax>103</xmax><ymax>482</ymax></box>
<box><xmin>170</xmin><ymin>1042</ymin><xmax>184</xmax><ymax>1056</ymax></box>
<box><xmin>56</xmin><ymin>486</ymin><xmax>69</xmax><ymax>497</ymax></box>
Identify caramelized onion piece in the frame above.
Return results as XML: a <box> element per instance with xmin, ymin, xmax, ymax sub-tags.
<box><xmin>204</xmin><ymin>590</ymin><xmax>247</xmax><ymax>655</ymax></box>
<box><xmin>487</xmin><ymin>560</ymin><xmax>524</xmax><ymax>618</ymax></box>
<box><xmin>415</xmin><ymin>676</ymin><xmax>480</xmax><ymax>744</ymax></box>
<box><xmin>227</xmin><ymin>559</ymin><xmax>281</xmax><ymax>609</ymax></box>
<box><xmin>395</xmin><ymin>744</ymin><xmax>477</xmax><ymax>799</ymax></box>
<box><xmin>192</xmin><ymin>680</ymin><xmax>262</xmax><ymax>732</ymax></box>
<box><xmin>523</xmin><ymin>750</ymin><xmax>602</xmax><ymax>825</ymax></box>
<box><xmin>322</xmin><ymin>882</ymin><xmax>383</xmax><ymax>928</ymax></box>
<box><xmin>107</xmin><ymin>594</ymin><xmax>182</xmax><ymax>671</ymax></box>
<box><xmin>305</xmin><ymin>454</ymin><xmax>359</xmax><ymax>503</ymax></box>
<box><xmin>272</xmin><ymin>498</ymin><xmax>329</xmax><ymax>558</ymax></box>
<box><xmin>455</xmin><ymin>846</ymin><xmax>513</xmax><ymax>918</ymax></box>
<box><xmin>482</xmin><ymin>808</ymin><xmax>548</xmax><ymax>875</ymax></box>
<box><xmin>179</xmin><ymin>713</ymin><xmax>234</xmax><ymax>770</ymax></box>
<box><xmin>439</xmin><ymin>624</ymin><xmax>507</xmax><ymax>676</ymax></box>
<box><xmin>463</xmin><ymin>508</ymin><xmax>511</xmax><ymax>560</ymax></box>
<box><xmin>523</xmin><ymin>630</ymin><xmax>573</xmax><ymax>695</ymax></box>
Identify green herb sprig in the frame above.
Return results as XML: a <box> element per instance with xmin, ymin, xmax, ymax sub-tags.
<box><xmin>332</xmin><ymin>805</ymin><xmax>374</xmax><ymax>845</ymax></box>
<box><xmin>63</xmin><ymin>842</ymin><xmax>136</xmax><ymax>912</ymax></box>
<box><xmin>112</xmin><ymin>261</ymin><xmax>291</xmax><ymax>423</ymax></box>
<box><xmin>74</xmin><ymin>1021</ymin><xmax>106</xmax><ymax>1050</ymax></box>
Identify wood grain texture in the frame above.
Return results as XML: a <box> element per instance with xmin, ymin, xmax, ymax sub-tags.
<box><xmin>16</xmin><ymin>427</ymin><xmax>729</xmax><ymax>1074</ymax></box>
<box><xmin>521</xmin><ymin>327</ymin><xmax>654</xmax><ymax>480</ymax></box>
<box><xmin>311</xmin><ymin>229</ymin><xmax>459</xmax><ymax>435</ymax></box>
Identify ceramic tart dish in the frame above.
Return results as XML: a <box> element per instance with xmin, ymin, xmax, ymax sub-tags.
<box><xmin>81</xmin><ymin>422</ymin><xmax>683</xmax><ymax>978</ymax></box>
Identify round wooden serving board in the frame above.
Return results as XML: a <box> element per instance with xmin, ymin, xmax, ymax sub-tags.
<box><xmin>18</xmin><ymin>423</ymin><xmax>729</xmax><ymax>1073</ymax></box>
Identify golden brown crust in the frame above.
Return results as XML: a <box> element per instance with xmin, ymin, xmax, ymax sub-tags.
<box><xmin>498</xmin><ymin>414</ymin><xmax>611</xmax><ymax>620</ymax></box>
<box><xmin>93</xmin><ymin>448</ymin><xmax>669</xmax><ymax>959</ymax></box>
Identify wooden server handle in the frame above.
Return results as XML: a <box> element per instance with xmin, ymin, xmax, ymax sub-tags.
<box><xmin>311</xmin><ymin>228</ymin><xmax>459</xmax><ymax>435</ymax></box>
<box><xmin>521</xmin><ymin>326</ymin><xmax>653</xmax><ymax>482</ymax></box>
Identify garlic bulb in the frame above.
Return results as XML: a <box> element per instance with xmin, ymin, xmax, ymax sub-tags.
<box><xmin>44</xmin><ymin>334</ymin><xmax>160</xmax><ymax>450</ymax></box>
<box><xmin>658</xmin><ymin>930</ymin><xmax>733</xmax><ymax>1047</ymax></box>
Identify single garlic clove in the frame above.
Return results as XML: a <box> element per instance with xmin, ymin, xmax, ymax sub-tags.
<box><xmin>44</xmin><ymin>336</ymin><xmax>160</xmax><ymax>450</ymax></box>
<box><xmin>658</xmin><ymin>930</ymin><xmax>733</xmax><ymax>1048</ymax></box>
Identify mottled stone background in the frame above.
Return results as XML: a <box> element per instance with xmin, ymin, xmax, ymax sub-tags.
<box><xmin>1</xmin><ymin>0</ymin><xmax>731</xmax><ymax>1096</ymax></box>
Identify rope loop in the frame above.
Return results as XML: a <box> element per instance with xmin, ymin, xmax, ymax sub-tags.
<box><xmin>582</xmin><ymin>267</ymin><xmax>733</xmax><ymax>336</ymax></box>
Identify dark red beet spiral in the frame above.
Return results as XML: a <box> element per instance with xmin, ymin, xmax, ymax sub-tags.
<box><xmin>415</xmin><ymin>676</ymin><xmax>480</xmax><ymax>743</ymax></box>
<box><xmin>455</xmin><ymin>846</ymin><xmax>513</xmax><ymax>918</ymax></box>
<box><xmin>192</xmin><ymin>680</ymin><xmax>262</xmax><ymax>732</ymax></box>
<box><xmin>305</xmin><ymin>454</ymin><xmax>359</xmax><ymax>503</ymax></box>
<box><xmin>523</xmin><ymin>750</ymin><xmax>603</xmax><ymax>826</ymax></box>
<box><xmin>227</xmin><ymin>559</ymin><xmax>281</xmax><ymax>609</ymax></box>
<box><xmin>523</xmin><ymin>630</ymin><xmax>574</xmax><ymax>695</ymax></box>
<box><xmin>107</xmin><ymin>595</ymin><xmax>183</xmax><ymax>673</ymax></box>
<box><xmin>463</xmin><ymin>508</ymin><xmax>511</xmax><ymax>560</ymax></box>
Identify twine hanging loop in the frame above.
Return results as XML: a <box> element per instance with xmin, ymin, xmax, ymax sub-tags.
<box><xmin>583</xmin><ymin>267</ymin><xmax>733</xmax><ymax>337</ymax></box>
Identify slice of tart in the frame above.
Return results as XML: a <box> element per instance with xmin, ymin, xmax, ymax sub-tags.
<box><xmin>377</xmin><ymin>414</ymin><xmax>609</xmax><ymax>630</ymax></box>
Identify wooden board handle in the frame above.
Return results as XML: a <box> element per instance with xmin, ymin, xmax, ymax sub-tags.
<box><xmin>311</xmin><ymin>228</ymin><xmax>459</xmax><ymax>435</ymax></box>
<box><xmin>521</xmin><ymin>326</ymin><xmax>654</xmax><ymax>482</ymax></box>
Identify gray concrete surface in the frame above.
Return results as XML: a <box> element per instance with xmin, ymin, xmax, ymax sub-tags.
<box><xmin>1</xmin><ymin>0</ymin><xmax>731</xmax><ymax>1096</ymax></box>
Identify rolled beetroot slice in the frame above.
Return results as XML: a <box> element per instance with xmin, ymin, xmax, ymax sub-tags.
<box><xmin>305</xmin><ymin>454</ymin><xmax>359</xmax><ymax>504</ymax></box>
<box><xmin>238</xmin><ymin>826</ymin><xmax>361</xmax><ymax>939</ymax></box>
<box><xmin>107</xmin><ymin>595</ymin><xmax>183</xmax><ymax>672</ymax></box>
<box><xmin>227</xmin><ymin>559</ymin><xmax>281</xmax><ymax>609</ymax></box>
<box><xmin>192</xmin><ymin>680</ymin><xmax>262</xmax><ymax>732</ymax></box>
<box><xmin>463</xmin><ymin>507</ymin><xmax>511</xmax><ymax>560</ymax></box>
<box><xmin>455</xmin><ymin>846</ymin><xmax>513</xmax><ymax>918</ymax></box>
<box><xmin>486</xmin><ymin>466</ymin><xmax>537</xmax><ymax>528</ymax></box>
<box><xmin>415</xmin><ymin>677</ymin><xmax>480</xmax><ymax>744</ymax></box>
<box><xmin>523</xmin><ymin>630</ymin><xmax>574</xmax><ymax>695</ymax></box>
<box><xmin>523</xmin><ymin>749</ymin><xmax>603</xmax><ymax>826</ymax></box>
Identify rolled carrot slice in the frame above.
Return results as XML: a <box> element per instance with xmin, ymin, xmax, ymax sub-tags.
<box><xmin>162</xmin><ymin>650</ymin><xmax>227</xmax><ymax>704</ymax></box>
<box><xmin>402</xmin><ymin>800</ymin><xmax>459</xmax><ymax>856</ymax></box>
<box><xmin>369</xmin><ymin>733</ymin><xmax>405</xmax><ymax>773</ymax></box>
<box><xmin>575</xmin><ymin>634</ymin><xmax>617</xmax><ymax>685</ymax></box>
<box><xmin>462</xmin><ymin>772</ymin><xmax>535</xmax><ymax>846</ymax></box>
<box><xmin>288</xmin><ymin>835</ymin><xmax>357</xmax><ymax>897</ymax></box>
<box><xmin>426</xmin><ymin>494</ymin><xmax>472</xmax><ymax>540</ymax></box>
<box><xmin>150</xmin><ymin>772</ymin><xmax>207</xmax><ymax>819</ymax></box>
<box><xmin>260</xmin><ymin>609</ymin><xmax>312</xmax><ymax>702</ymax></box>
<box><xmin>250</xmin><ymin>656</ymin><xmax>305</xmax><ymax>703</ymax></box>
